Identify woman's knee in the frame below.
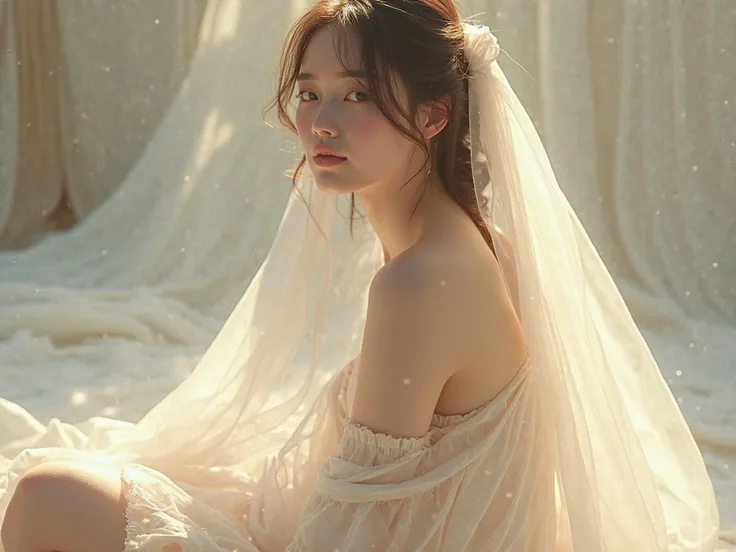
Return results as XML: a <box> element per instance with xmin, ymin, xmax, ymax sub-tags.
<box><xmin>1</xmin><ymin>461</ymin><xmax>127</xmax><ymax>552</ymax></box>
<box><xmin>2</xmin><ymin>464</ymin><xmax>56</xmax><ymax>550</ymax></box>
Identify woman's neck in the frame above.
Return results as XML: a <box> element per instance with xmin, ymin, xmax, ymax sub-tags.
<box><xmin>357</xmin><ymin>172</ymin><xmax>452</xmax><ymax>261</ymax></box>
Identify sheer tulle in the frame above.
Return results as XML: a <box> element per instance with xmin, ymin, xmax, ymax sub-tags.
<box><xmin>287</xmin><ymin>359</ymin><xmax>558</xmax><ymax>552</ymax></box>
<box><xmin>466</xmin><ymin>24</ymin><xmax>718</xmax><ymax>548</ymax></box>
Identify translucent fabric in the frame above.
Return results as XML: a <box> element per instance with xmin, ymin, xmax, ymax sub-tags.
<box><xmin>461</xmin><ymin>3</ymin><xmax>736</xmax><ymax>536</ymax></box>
<box><xmin>287</xmin><ymin>358</ymin><xmax>555</xmax><ymax>551</ymax></box>
<box><xmin>464</xmin><ymin>24</ymin><xmax>719</xmax><ymax>549</ymax></box>
<box><xmin>118</xmin><ymin>356</ymin><xmax>550</xmax><ymax>552</ymax></box>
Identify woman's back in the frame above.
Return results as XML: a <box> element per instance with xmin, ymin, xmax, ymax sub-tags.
<box><xmin>367</xmin><ymin>198</ymin><xmax>527</xmax><ymax>419</ymax></box>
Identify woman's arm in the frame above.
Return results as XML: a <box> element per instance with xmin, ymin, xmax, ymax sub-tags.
<box><xmin>350</xmin><ymin>260</ymin><xmax>455</xmax><ymax>438</ymax></box>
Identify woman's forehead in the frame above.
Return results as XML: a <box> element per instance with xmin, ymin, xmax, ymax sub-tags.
<box><xmin>301</xmin><ymin>25</ymin><xmax>362</xmax><ymax>74</ymax></box>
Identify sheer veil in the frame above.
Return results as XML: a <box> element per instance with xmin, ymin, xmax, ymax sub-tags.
<box><xmin>1</xmin><ymin>14</ymin><xmax>717</xmax><ymax>551</ymax></box>
<box><xmin>464</xmin><ymin>24</ymin><xmax>718</xmax><ymax>549</ymax></box>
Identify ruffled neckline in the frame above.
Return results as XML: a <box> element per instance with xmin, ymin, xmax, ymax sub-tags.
<box><xmin>343</xmin><ymin>420</ymin><xmax>432</xmax><ymax>452</ymax></box>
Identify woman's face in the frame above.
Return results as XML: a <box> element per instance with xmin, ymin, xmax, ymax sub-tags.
<box><xmin>295</xmin><ymin>25</ymin><xmax>416</xmax><ymax>195</ymax></box>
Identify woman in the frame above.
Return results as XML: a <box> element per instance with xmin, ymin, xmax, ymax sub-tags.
<box><xmin>0</xmin><ymin>1</ymin><xmax>719</xmax><ymax>551</ymax></box>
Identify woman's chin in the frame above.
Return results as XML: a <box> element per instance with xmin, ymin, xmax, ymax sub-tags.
<box><xmin>313</xmin><ymin>174</ymin><xmax>356</xmax><ymax>195</ymax></box>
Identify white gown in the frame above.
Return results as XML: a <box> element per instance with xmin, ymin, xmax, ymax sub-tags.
<box><xmin>118</xmin><ymin>356</ymin><xmax>559</xmax><ymax>552</ymax></box>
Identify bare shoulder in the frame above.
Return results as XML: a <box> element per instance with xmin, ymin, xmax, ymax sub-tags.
<box><xmin>349</xmin><ymin>241</ymin><xmax>513</xmax><ymax>438</ymax></box>
<box><xmin>366</xmin><ymin>233</ymin><xmax>514</xmax><ymax>347</ymax></box>
<box><xmin>365</xmin><ymin>243</ymin><xmax>490</xmax><ymax>334</ymax></box>
<box><xmin>368</xmin><ymin>246</ymin><xmax>460</xmax><ymax>305</ymax></box>
<box><xmin>349</xmin><ymin>250</ymin><xmax>463</xmax><ymax>438</ymax></box>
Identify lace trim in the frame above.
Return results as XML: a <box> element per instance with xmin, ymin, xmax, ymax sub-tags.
<box><xmin>121</xmin><ymin>465</ymin><xmax>162</xmax><ymax>552</ymax></box>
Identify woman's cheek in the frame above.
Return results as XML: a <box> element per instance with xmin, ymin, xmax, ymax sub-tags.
<box><xmin>294</xmin><ymin>109</ymin><xmax>312</xmax><ymax>140</ymax></box>
<box><xmin>350</xmin><ymin>110</ymin><xmax>388</xmax><ymax>143</ymax></box>
<box><xmin>354</xmin><ymin>111</ymin><xmax>407</xmax><ymax>165</ymax></box>
<box><xmin>350</xmin><ymin>109</ymin><xmax>395</xmax><ymax>153</ymax></box>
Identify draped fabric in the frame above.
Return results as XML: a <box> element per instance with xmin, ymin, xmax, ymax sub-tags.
<box><xmin>0</xmin><ymin>0</ymin><xmax>207</xmax><ymax>248</ymax></box>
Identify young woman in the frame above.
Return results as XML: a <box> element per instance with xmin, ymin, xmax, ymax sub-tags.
<box><xmin>0</xmin><ymin>1</ymin><xmax>719</xmax><ymax>551</ymax></box>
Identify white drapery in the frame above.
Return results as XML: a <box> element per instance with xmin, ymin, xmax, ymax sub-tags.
<box><xmin>0</xmin><ymin>0</ymin><xmax>207</xmax><ymax>248</ymax></box>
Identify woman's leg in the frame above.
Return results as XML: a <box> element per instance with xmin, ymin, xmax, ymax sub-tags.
<box><xmin>1</xmin><ymin>460</ymin><xmax>128</xmax><ymax>552</ymax></box>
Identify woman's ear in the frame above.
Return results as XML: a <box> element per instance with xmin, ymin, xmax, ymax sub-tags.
<box><xmin>419</xmin><ymin>97</ymin><xmax>451</xmax><ymax>140</ymax></box>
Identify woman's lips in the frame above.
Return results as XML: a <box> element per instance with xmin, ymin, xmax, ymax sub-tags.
<box><xmin>313</xmin><ymin>154</ymin><xmax>347</xmax><ymax>168</ymax></box>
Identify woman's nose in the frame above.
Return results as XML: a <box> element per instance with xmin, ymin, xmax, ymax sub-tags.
<box><xmin>312</xmin><ymin>105</ymin><xmax>339</xmax><ymax>137</ymax></box>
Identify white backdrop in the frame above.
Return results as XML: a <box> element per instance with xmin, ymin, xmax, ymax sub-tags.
<box><xmin>0</xmin><ymin>0</ymin><xmax>207</xmax><ymax>248</ymax></box>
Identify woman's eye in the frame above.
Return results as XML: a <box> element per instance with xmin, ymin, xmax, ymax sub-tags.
<box><xmin>296</xmin><ymin>91</ymin><xmax>317</xmax><ymax>102</ymax></box>
<box><xmin>346</xmin><ymin>91</ymin><xmax>369</xmax><ymax>102</ymax></box>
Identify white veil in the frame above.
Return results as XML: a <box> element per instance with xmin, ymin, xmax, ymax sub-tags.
<box><xmin>464</xmin><ymin>24</ymin><xmax>719</xmax><ymax>549</ymax></box>
<box><xmin>2</xmin><ymin>14</ymin><xmax>717</xmax><ymax>551</ymax></box>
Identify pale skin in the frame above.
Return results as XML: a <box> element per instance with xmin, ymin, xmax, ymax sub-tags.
<box><xmin>0</xmin><ymin>24</ymin><xmax>526</xmax><ymax>551</ymax></box>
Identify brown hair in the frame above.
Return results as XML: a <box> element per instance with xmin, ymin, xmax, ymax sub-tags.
<box><xmin>267</xmin><ymin>0</ymin><xmax>494</xmax><ymax>252</ymax></box>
